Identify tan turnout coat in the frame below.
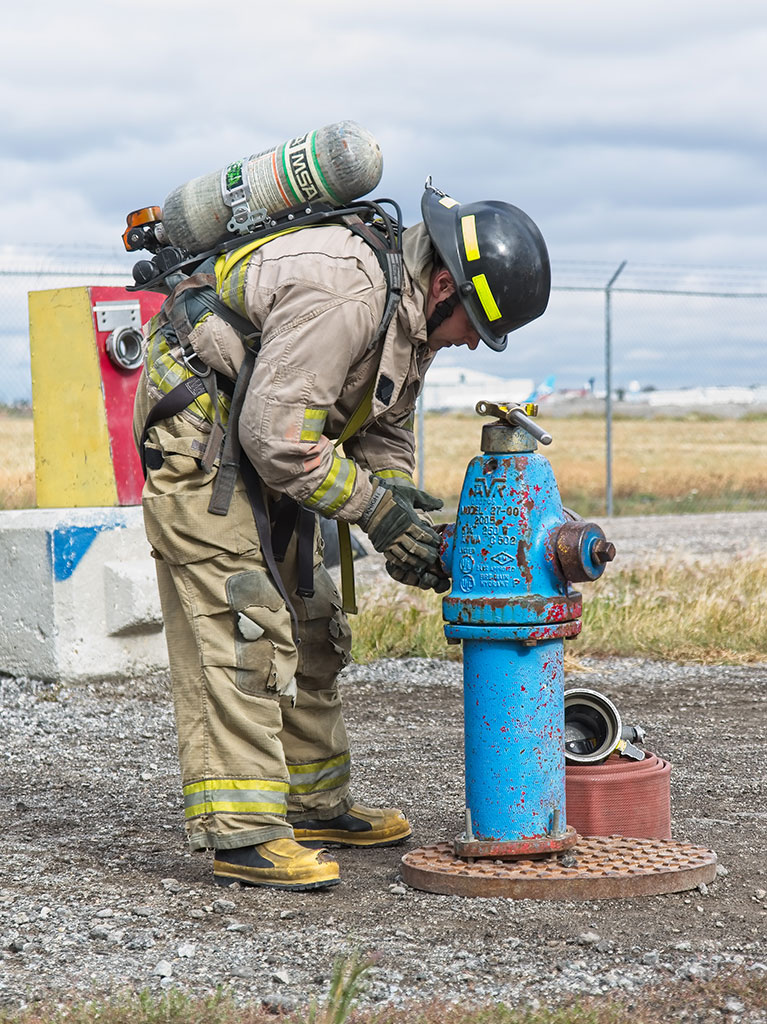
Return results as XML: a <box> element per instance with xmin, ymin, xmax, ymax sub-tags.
<box><xmin>137</xmin><ymin>221</ymin><xmax>437</xmax><ymax>520</ymax></box>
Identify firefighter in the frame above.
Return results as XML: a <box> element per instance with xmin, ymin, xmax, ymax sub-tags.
<box><xmin>132</xmin><ymin>182</ymin><xmax>550</xmax><ymax>890</ymax></box>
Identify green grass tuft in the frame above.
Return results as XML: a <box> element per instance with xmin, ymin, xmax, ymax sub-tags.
<box><xmin>351</xmin><ymin>559</ymin><xmax>767</xmax><ymax>667</ymax></box>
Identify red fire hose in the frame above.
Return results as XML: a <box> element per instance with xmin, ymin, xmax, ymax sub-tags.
<box><xmin>566</xmin><ymin>752</ymin><xmax>671</xmax><ymax>840</ymax></box>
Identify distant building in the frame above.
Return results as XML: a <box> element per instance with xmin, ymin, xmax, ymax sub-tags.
<box><xmin>422</xmin><ymin>366</ymin><xmax>534</xmax><ymax>412</ymax></box>
<box><xmin>643</xmin><ymin>385</ymin><xmax>767</xmax><ymax>407</ymax></box>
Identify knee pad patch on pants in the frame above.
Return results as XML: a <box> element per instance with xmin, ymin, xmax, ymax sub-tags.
<box><xmin>225</xmin><ymin>570</ymin><xmax>297</xmax><ymax>697</ymax></box>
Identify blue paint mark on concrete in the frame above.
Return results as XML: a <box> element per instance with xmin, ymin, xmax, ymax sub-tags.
<box><xmin>48</xmin><ymin>523</ymin><xmax>125</xmax><ymax>582</ymax></box>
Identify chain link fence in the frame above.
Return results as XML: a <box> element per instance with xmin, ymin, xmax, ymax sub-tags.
<box><xmin>0</xmin><ymin>245</ymin><xmax>133</xmax><ymax>408</ymax></box>
<box><xmin>420</xmin><ymin>261</ymin><xmax>767</xmax><ymax>516</ymax></box>
<box><xmin>1</xmin><ymin>247</ymin><xmax>765</xmax><ymax>516</ymax></box>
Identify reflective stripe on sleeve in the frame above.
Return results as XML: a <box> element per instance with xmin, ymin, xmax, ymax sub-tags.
<box><xmin>373</xmin><ymin>469</ymin><xmax>414</xmax><ymax>482</ymax></box>
<box><xmin>303</xmin><ymin>451</ymin><xmax>357</xmax><ymax>515</ymax></box>
<box><xmin>300</xmin><ymin>408</ymin><xmax>328</xmax><ymax>442</ymax></box>
<box><xmin>288</xmin><ymin>752</ymin><xmax>351</xmax><ymax>795</ymax></box>
<box><xmin>183</xmin><ymin>778</ymin><xmax>289</xmax><ymax>819</ymax></box>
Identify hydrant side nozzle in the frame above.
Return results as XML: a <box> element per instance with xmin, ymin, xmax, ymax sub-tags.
<box><xmin>553</xmin><ymin>521</ymin><xmax>616</xmax><ymax>582</ymax></box>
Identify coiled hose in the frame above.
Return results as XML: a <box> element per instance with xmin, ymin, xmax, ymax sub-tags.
<box><xmin>566</xmin><ymin>752</ymin><xmax>671</xmax><ymax>840</ymax></box>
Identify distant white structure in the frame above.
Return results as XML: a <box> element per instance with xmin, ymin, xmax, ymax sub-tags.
<box><xmin>643</xmin><ymin>385</ymin><xmax>767</xmax><ymax>407</ymax></box>
<box><xmin>422</xmin><ymin>366</ymin><xmax>534</xmax><ymax>412</ymax></box>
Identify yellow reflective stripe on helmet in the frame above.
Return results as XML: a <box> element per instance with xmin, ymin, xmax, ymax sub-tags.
<box><xmin>472</xmin><ymin>273</ymin><xmax>503</xmax><ymax>322</ymax></box>
<box><xmin>287</xmin><ymin>752</ymin><xmax>351</xmax><ymax>795</ymax></box>
<box><xmin>439</xmin><ymin>196</ymin><xmax>459</xmax><ymax>209</ymax></box>
<box><xmin>304</xmin><ymin>451</ymin><xmax>357</xmax><ymax>515</ymax></box>
<box><xmin>300</xmin><ymin>408</ymin><xmax>328</xmax><ymax>443</ymax></box>
<box><xmin>373</xmin><ymin>469</ymin><xmax>414</xmax><ymax>482</ymax></box>
<box><xmin>183</xmin><ymin>778</ymin><xmax>289</xmax><ymax>819</ymax></box>
<box><xmin>461</xmin><ymin>215</ymin><xmax>480</xmax><ymax>262</ymax></box>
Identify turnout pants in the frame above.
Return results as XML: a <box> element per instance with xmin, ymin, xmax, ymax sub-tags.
<box><xmin>139</xmin><ymin>407</ymin><xmax>354</xmax><ymax>851</ymax></box>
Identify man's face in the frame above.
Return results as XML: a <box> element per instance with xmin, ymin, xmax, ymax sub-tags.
<box><xmin>426</xmin><ymin>303</ymin><xmax>481</xmax><ymax>353</ymax></box>
<box><xmin>425</xmin><ymin>267</ymin><xmax>481</xmax><ymax>353</ymax></box>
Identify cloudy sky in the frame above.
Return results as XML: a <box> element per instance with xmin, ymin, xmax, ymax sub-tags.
<box><xmin>2</xmin><ymin>0</ymin><xmax>766</xmax><ymax>399</ymax></box>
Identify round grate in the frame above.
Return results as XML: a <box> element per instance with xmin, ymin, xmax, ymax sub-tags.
<box><xmin>401</xmin><ymin>835</ymin><xmax>718</xmax><ymax>900</ymax></box>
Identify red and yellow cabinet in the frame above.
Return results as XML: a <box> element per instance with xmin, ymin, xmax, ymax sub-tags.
<box><xmin>28</xmin><ymin>285</ymin><xmax>164</xmax><ymax>507</ymax></box>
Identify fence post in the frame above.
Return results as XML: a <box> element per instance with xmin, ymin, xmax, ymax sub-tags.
<box><xmin>604</xmin><ymin>261</ymin><xmax>627</xmax><ymax>517</ymax></box>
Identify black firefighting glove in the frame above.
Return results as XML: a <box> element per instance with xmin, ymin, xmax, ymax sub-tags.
<box><xmin>358</xmin><ymin>481</ymin><xmax>442</xmax><ymax>572</ymax></box>
<box><xmin>385</xmin><ymin>557</ymin><xmax>451</xmax><ymax>593</ymax></box>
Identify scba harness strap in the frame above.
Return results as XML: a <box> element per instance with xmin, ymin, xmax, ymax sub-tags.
<box><xmin>140</xmin><ymin>204</ymin><xmax>404</xmax><ymax>625</ymax></box>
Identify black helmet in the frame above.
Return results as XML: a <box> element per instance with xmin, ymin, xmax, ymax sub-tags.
<box><xmin>421</xmin><ymin>180</ymin><xmax>551</xmax><ymax>352</ymax></box>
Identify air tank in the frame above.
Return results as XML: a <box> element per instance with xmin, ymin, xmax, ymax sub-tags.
<box><xmin>161</xmin><ymin>120</ymin><xmax>383</xmax><ymax>254</ymax></box>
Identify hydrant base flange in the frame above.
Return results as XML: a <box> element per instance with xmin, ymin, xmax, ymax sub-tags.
<box><xmin>454</xmin><ymin>825</ymin><xmax>578</xmax><ymax>860</ymax></box>
<box><xmin>401</xmin><ymin>835</ymin><xmax>718</xmax><ymax>900</ymax></box>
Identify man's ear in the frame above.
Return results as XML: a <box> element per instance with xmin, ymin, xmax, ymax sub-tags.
<box><xmin>431</xmin><ymin>267</ymin><xmax>456</xmax><ymax>301</ymax></box>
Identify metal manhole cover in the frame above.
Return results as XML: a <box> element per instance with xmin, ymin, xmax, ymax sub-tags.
<box><xmin>400</xmin><ymin>835</ymin><xmax>718</xmax><ymax>900</ymax></box>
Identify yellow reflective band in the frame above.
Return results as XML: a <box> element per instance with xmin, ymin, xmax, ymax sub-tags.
<box><xmin>374</xmin><ymin>469</ymin><xmax>414</xmax><ymax>482</ymax></box>
<box><xmin>288</xmin><ymin>753</ymin><xmax>350</xmax><ymax>775</ymax></box>
<box><xmin>329</xmin><ymin>463</ymin><xmax>357</xmax><ymax>513</ymax></box>
<box><xmin>183</xmin><ymin>778</ymin><xmax>288</xmax><ymax>795</ymax></box>
<box><xmin>288</xmin><ymin>752</ymin><xmax>351</xmax><ymax>795</ymax></box>
<box><xmin>184</xmin><ymin>800</ymin><xmax>285</xmax><ymax>819</ymax></box>
<box><xmin>289</xmin><ymin>775</ymin><xmax>351</xmax><ymax>795</ymax></box>
<box><xmin>472</xmin><ymin>273</ymin><xmax>503</xmax><ymax>322</ymax></box>
<box><xmin>309</xmin><ymin>455</ymin><xmax>342</xmax><ymax>505</ymax></box>
<box><xmin>461</xmin><ymin>215</ymin><xmax>480</xmax><ymax>261</ymax></box>
<box><xmin>182</xmin><ymin>778</ymin><xmax>289</xmax><ymax>820</ymax></box>
<box><xmin>305</xmin><ymin>453</ymin><xmax>357</xmax><ymax>515</ymax></box>
<box><xmin>439</xmin><ymin>196</ymin><xmax>459</xmax><ymax>209</ymax></box>
<box><xmin>300</xmin><ymin>408</ymin><xmax>327</xmax><ymax>443</ymax></box>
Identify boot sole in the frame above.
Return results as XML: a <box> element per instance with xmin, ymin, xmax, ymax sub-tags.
<box><xmin>294</xmin><ymin>829</ymin><xmax>412</xmax><ymax>849</ymax></box>
<box><xmin>213</xmin><ymin>873</ymin><xmax>341</xmax><ymax>891</ymax></box>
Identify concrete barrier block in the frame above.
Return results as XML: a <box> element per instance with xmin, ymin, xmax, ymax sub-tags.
<box><xmin>0</xmin><ymin>506</ymin><xmax>168</xmax><ymax>683</ymax></box>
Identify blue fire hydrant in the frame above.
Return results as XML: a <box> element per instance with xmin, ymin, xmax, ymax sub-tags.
<box><xmin>439</xmin><ymin>401</ymin><xmax>615</xmax><ymax>858</ymax></box>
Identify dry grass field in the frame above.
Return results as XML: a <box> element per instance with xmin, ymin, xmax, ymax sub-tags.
<box><xmin>422</xmin><ymin>412</ymin><xmax>767</xmax><ymax>516</ymax></box>
<box><xmin>2</xmin><ymin>408</ymin><xmax>766</xmax><ymax>516</ymax></box>
<box><xmin>352</xmin><ymin>556</ymin><xmax>767</xmax><ymax>665</ymax></box>
<box><xmin>0</xmin><ymin>411</ymin><xmax>35</xmax><ymax>509</ymax></box>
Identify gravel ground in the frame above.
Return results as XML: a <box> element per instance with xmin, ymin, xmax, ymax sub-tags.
<box><xmin>1</xmin><ymin>513</ymin><xmax>766</xmax><ymax>1016</ymax></box>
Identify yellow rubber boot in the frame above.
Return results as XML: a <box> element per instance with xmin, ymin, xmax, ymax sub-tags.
<box><xmin>213</xmin><ymin>838</ymin><xmax>340</xmax><ymax>890</ymax></box>
<box><xmin>292</xmin><ymin>803</ymin><xmax>412</xmax><ymax>848</ymax></box>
